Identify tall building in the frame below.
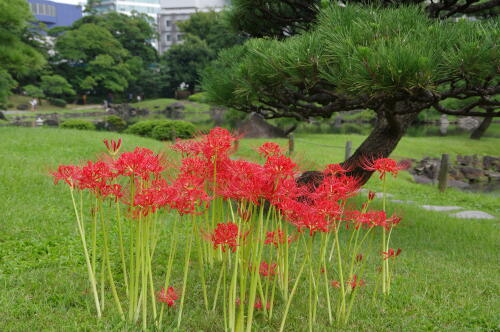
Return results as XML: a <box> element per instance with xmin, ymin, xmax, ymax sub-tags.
<box><xmin>28</xmin><ymin>0</ymin><xmax>83</xmax><ymax>30</ymax></box>
<box><xmin>158</xmin><ymin>0</ymin><xmax>229</xmax><ymax>54</ymax></box>
<box><xmin>94</xmin><ymin>0</ymin><xmax>161</xmax><ymax>18</ymax></box>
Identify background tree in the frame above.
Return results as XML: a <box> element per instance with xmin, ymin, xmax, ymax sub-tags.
<box><xmin>23</xmin><ymin>84</ymin><xmax>45</xmax><ymax>100</ymax></box>
<box><xmin>178</xmin><ymin>11</ymin><xmax>247</xmax><ymax>53</ymax></box>
<box><xmin>40</xmin><ymin>75</ymin><xmax>76</xmax><ymax>99</ymax></box>
<box><xmin>203</xmin><ymin>5</ymin><xmax>499</xmax><ymax>183</ymax></box>
<box><xmin>0</xmin><ymin>0</ymin><xmax>45</xmax><ymax>103</ymax></box>
<box><xmin>159</xmin><ymin>11</ymin><xmax>245</xmax><ymax>96</ymax></box>
<box><xmin>160</xmin><ymin>36</ymin><xmax>213</xmax><ymax>94</ymax></box>
<box><xmin>53</xmin><ymin>23</ymin><xmax>131</xmax><ymax>95</ymax></box>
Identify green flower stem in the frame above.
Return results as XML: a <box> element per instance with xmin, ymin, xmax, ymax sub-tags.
<box><xmin>99</xmin><ymin>199</ymin><xmax>124</xmax><ymax>320</ymax></box>
<box><xmin>334</xmin><ymin>227</ymin><xmax>346</xmax><ymax>323</ymax></box>
<box><xmin>177</xmin><ymin>223</ymin><xmax>194</xmax><ymax>328</ymax></box>
<box><xmin>212</xmin><ymin>257</ymin><xmax>226</xmax><ymax>311</ymax></box>
<box><xmin>245</xmin><ymin>204</ymin><xmax>265</xmax><ymax>332</ymax></box>
<box><xmin>278</xmin><ymin>249</ymin><xmax>307</xmax><ymax>332</ymax></box>
<box><xmin>158</xmin><ymin>215</ymin><xmax>178</xmax><ymax>329</ymax></box>
<box><xmin>115</xmin><ymin>203</ymin><xmax>129</xmax><ymax>297</ymax></box>
<box><xmin>70</xmin><ymin>190</ymin><xmax>101</xmax><ymax>318</ymax></box>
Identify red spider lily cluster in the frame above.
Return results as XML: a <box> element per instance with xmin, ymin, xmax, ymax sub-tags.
<box><xmin>52</xmin><ymin>128</ymin><xmax>404</xmax><ymax>331</ymax></box>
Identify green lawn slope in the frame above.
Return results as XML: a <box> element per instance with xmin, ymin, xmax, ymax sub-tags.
<box><xmin>0</xmin><ymin>127</ymin><xmax>498</xmax><ymax>331</ymax></box>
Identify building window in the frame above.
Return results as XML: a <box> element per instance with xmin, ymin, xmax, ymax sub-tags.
<box><xmin>177</xmin><ymin>34</ymin><xmax>183</xmax><ymax>41</ymax></box>
<box><xmin>29</xmin><ymin>3</ymin><xmax>56</xmax><ymax>17</ymax></box>
<box><xmin>166</xmin><ymin>34</ymin><xmax>171</xmax><ymax>42</ymax></box>
<box><xmin>166</xmin><ymin>20</ymin><xmax>171</xmax><ymax>27</ymax></box>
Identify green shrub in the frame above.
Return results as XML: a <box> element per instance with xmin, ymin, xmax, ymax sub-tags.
<box><xmin>125</xmin><ymin>120</ymin><xmax>164</xmax><ymax>137</ymax></box>
<box><xmin>126</xmin><ymin>119</ymin><xmax>196</xmax><ymax>140</ymax></box>
<box><xmin>187</xmin><ymin>92</ymin><xmax>207</xmax><ymax>103</ymax></box>
<box><xmin>60</xmin><ymin>119</ymin><xmax>95</xmax><ymax>130</ymax></box>
<box><xmin>151</xmin><ymin>120</ymin><xmax>196</xmax><ymax>141</ymax></box>
<box><xmin>105</xmin><ymin>115</ymin><xmax>127</xmax><ymax>132</ymax></box>
<box><xmin>48</xmin><ymin>98</ymin><xmax>67</xmax><ymax>108</ymax></box>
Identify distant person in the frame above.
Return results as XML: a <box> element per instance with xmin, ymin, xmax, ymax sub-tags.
<box><xmin>82</xmin><ymin>94</ymin><xmax>87</xmax><ymax>105</ymax></box>
<box><xmin>128</xmin><ymin>93</ymin><xmax>133</xmax><ymax>103</ymax></box>
<box><xmin>107</xmin><ymin>93</ymin><xmax>113</xmax><ymax>106</ymax></box>
<box><xmin>30</xmin><ymin>98</ymin><xmax>38</xmax><ymax>112</ymax></box>
<box><xmin>136</xmin><ymin>95</ymin><xmax>142</xmax><ymax>103</ymax></box>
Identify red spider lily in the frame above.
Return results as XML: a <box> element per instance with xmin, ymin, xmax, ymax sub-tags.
<box><xmin>324</xmin><ymin>163</ymin><xmax>349</xmax><ymax>175</ymax></box>
<box><xmin>52</xmin><ymin>165</ymin><xmax>81</xmax><ymax>189</ymax></box>
<box><xmin>264</xmin><ymin>154</ymin><xmax>298</xmax><ymax>180</ymax></box>
<box><xmin>157</xmin><ymin>286</ymin><xmax>178</xmax><ymax>307</ymax></box>
<box><xmin>169</xmin><ymin>175</ymin><xmax>211</xmax><ymax>215</ymax></box>
<box><xmin>216</xmin><ymin>160</ymin><xmax>267</xmax><ymax>203</ymax></box>
<box><xmin>211</xmin><ymin>222</ymin><xmax>239</xmax><ymax>252</ymax></box>
<box><xmin>360</xmin><ymin>157</ymin><xmax>404</xmax><ymax>180</ymax></box>
<box><xmin>264</xmin><ymin>229</ymin><xmax>293</xmax><ymax>247</ymax></box>
<box><xmin>254</xmin><ymin>298</ymin><xmax>270</xmax><ymax>310</ymax></box>
<box><xmin>103</xmin><ymin>138</ymin><xmax>122</xmax><ymax>155</ymax></box>
<box><xmin>78</xmin><ymin>161</ymin><xmax>115</xmax><ymax>193</ymax></box>
<box><xmin>101</xmin><ymin>183</ymin><xmax>123</xmax><ymax>202</ymax></box>
<box><xmin>259</xmin><ymin>261</ymin><xmax>278</xmax><ymax>277</ymax></box>
<box><xmin>347</xmin><ymin>275</ymin><xmax>365</xmax><ymax>289</ymax></box>
<box><xmin>258</xmin><ymin>142</ymin><xmax>283</xmax><ymax>158</ymax></box>
<box><xmin>331</xmin><ymin>280</ymin><xmax>341</xmax><ymax>288</ymax></box>
<box><xmin>349</xmin><ymin>210</ymin><xmax>400</xmax><ymax>230</ymax></box>
<box><xmin>113</xmin><ymin>147</ymin><xmax>164</xmax><ymax>180</ymax></box>
<box><xmin>382</xmin><ymin>248</ymin><xmax>402</xmax><ymax>260</ymax></box>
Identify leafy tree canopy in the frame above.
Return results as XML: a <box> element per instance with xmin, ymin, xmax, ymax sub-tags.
<box><xmin>178</xmin><ymin>11</ymin><xmax>247</xmax><ymax>53</ymax></box>
<box><xmin>160</xmin><ymin>35</ymin><xmax>214</xmax><ymax>93</ymax></box>
<box><xmin>54</xmin><ymin>23</ymin><xmax>131</xmax><ymax>94</ymax></box>
<box><xmin>73</xmin><ymin>12</ymin><xmax>158</xmax><ymax>63</ymax></box>
<box><xmin>227</xmin><ymin>0</ymin><xmax>500</xmax><ymax>38</ymax></box>
<box><xmin>204</xmin><ymin>5</ymin><xmax>499</xmax><ymax>182</ymax></box>
<box><xmin>40</xmin><ymin>75</ymin><xmax>76</xmax><ymax>98</ymax></box>
<box><xmin>0</xmin><ymin>0</ymin><xmax>45</xmax><ymax>102</ymax></box>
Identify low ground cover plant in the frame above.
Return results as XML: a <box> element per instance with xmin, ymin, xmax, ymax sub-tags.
<box><xmin>52</xmin><ymin>128</ymin><xmax>404</xmax><ymax>331</ymax></box>
<box><xmin>60</xmin><ymin>119</ymin><xmax>96</xmax><ymax>131</ymax></box>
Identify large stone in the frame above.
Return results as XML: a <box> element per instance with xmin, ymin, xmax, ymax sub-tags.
<box><xmin>449</xmin><ymin>211</ymin><xmax>496</xmax><ymax>219</ymax></box>
<box><xmin>238</xmin><ymin>113</ymin><xmax>287</xmax><ymax>138</ymax></box>
<box><xmin>0</xmin><ymin>111</ymin><xmax>6</xmax><ymax>121</ymax></box>
<box><xmin>483</xmin><ymin>156</ymin><xmax>500</xmax><ymax>171</ymax></box>
<box><xmin>413</xmin><ymin>174</ymin><xmax>434</xmax><ymax>184</ymax></box>
<box><xmin>448</xmin><ymin>179</ymin><xmax>470</xmax><ymax>189</ymax></box>
<box><xmin>459</xmin><ymin>166</ymin><xmax>484</xmax><ymax>181</ymax></box>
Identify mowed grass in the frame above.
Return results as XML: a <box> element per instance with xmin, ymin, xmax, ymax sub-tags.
<box><xmin>0</xmin><ymin>127</ymin><xmax>499</xmax><ymax>331</ymax></box>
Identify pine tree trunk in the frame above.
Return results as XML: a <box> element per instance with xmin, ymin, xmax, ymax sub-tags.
<box><xmin>470</xmin><ymin>116</ymin><xmax>492</xmax><ymax>140</ymax></box>
<box><xmin>297</xmin><ymin>110</ymin><xmax>418</xmax><ymax>188</ymax></box>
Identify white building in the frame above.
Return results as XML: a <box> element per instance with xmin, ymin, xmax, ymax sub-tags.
<box><xmin>158</xmin><ymin>0</ymin><xmax>229</xmax><ymax>54</ymax></box>
<box><xmin>94</xmin><ymin>0</ymin><xmax>161</xmax><ymax>18</ymax></box>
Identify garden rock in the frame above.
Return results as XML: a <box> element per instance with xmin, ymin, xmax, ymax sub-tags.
<box><xmin>164</xmin><ymin>102</ymin><xmax>184</xmax><ymax>119</ymax></box>
<box><xmin>459</xmin><ymin>166</ymin><xmax>484</xmax><ymax>182</ymax></box>
<box><xmin>0</xmin><ymin>111</ymin><xmax>6</xmax><ymax>121</ymax></box>
<box><xmin>449</xmin><ymin>211</ymin><xmax>496</xmax><ymax>219</ymax></box>
<box><xmin>238</xmin><ymin>113</ymin><xmax>287</xmax><ymax>138</ymax></box>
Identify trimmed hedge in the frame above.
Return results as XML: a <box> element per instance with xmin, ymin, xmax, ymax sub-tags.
<box><xmin>105</xmin><ymin>115</ymin><xmax>127</xmax><ymax>132</ymax></box>
<box><xmin>125</xmin><ymin>120</ymin><xmax>196</xmax><ymax>141</ymax></box>
<box><xmin>60</xmin><ymin>119</ymin><xmax>96</xmax><ymax>130</ymax></box>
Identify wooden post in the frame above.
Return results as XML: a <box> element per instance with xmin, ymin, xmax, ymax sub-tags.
<box><xmin>288</xmin><ymin>134</ymin><xmax>294</xmax><ymax>156</ymax></box>
<box><xmin>345</xmin><ymin>141</ymin><xmax>352</xmax><ymax>160</ymax></box>
<box><xmin>438</xmin><ymin>153</ymin><xmax>449</xmax><ymax>192</ymax></box>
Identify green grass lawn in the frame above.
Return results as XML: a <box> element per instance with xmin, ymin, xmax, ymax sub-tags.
<box><xmin>0</xmin><ymin>127</ymin><xmax>498</xmax><ymax>331</ymax></box>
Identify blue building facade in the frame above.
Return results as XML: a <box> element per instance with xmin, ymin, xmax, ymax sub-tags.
<box><xmin>28</xmin><ymin>0</ymin><xmax>83</xmax><ymax>29</ymax></box>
